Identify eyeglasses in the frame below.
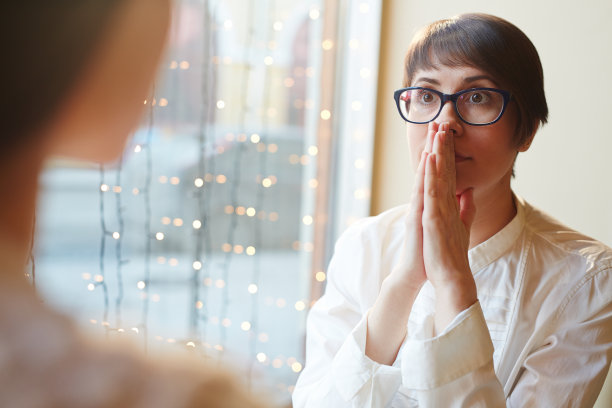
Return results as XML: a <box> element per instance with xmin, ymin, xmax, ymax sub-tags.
<box><xmin>393</xmin><ymin>87</ymin><xmax>511</xmax><ymax>126</ymax></box>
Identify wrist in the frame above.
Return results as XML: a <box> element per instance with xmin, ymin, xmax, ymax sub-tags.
<box><xmin>434</xmin><ymin>278</ymin><xmax>477</xmax><ymax>308</ymax></box>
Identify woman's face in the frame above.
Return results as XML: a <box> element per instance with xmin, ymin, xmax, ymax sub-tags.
<box><xmin>406</xmin><ymin>64</ymin><xmax>526</xmax><ymax>198</ymax></box>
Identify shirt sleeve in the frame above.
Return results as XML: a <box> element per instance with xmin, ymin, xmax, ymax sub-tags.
<box><xmin>292</xmin><ymin>223</ymin><xmax>403</xmax><ymax>408</ymax></box>
<box><xmin>399</xmin><ymin>301</ymin><xmax>506</xmax><ymax>407</ymax></box>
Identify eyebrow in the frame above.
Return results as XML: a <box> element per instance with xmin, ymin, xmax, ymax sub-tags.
<box><xmin>412</xmin><ymin>74</ymin><xmax>497</xmax><ymax>87</ymax></box>
<box><xmin>464</xmin><ymin>75</ymin><xmax>497</xmax><ymax>84</ymax></box>
<box><xmin>413</xmin><ymin>77</ymin><xmax>440</xmax><ymax>86</ymax></box>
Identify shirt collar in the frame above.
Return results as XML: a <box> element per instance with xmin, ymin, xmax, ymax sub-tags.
<box><xmin>468</xmin><ymin>194</ymin><xmax>526</xmax><ymax>273</ymax></box>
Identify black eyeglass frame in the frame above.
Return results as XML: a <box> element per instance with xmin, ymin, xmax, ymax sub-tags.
<box><xmin>393</xmin><ymin>87</ymin><xmax>512</xmax><ymax>126</ymax></box>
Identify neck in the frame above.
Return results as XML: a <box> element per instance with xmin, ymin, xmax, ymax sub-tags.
<box><xmin>0</xmin><ymin>143</ymin><xmax>45</xmax><ymax>280</ymax></box>
<box><xmin>468</xmin><ymin>175</ymin><xmax>516</xmax><ymax>249</ymax></box>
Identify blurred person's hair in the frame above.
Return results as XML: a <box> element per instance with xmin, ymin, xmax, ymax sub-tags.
<box><xmin>0</xmin><ymin>1</ymin><xmax>123</xmax><ymax>147</ymax></box>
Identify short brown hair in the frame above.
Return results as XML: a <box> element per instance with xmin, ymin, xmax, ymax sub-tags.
<box><xmin>403</xmin><ymin>13</ymin><xmax>548</xmax><ymax>147</ymax></box>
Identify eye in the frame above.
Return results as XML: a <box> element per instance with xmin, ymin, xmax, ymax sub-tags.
<box><xmin>417</xmin><ymin>90</ymin><xmax>436</xmax><ymax>104</ymax></box>
<box><xmin>465</xmin><ymin>91</ymin><xmax>490</xmax><ymax>104</ymax></box>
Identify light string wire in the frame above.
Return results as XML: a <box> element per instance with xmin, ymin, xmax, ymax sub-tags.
<box><xmin>140</xmin><ymin>84</ymin><xmax>156</xmax><ymax>352</ymax></box>
<box><xmin>28</xmin><ymin>213</ymin><xmax>36</xmax><ymax>288</ymax></box>
<box><xmin>218</xmin><ymin>0</ymin><xmax>256</xmax><ymax>353</ymax></box>
<box><xmin>114</xmin><ymin>153</ymin><xmax>126</xmax><ymax>327</ymax></box>
<box><xmin>98</xmin><ymin>165</ymin><xmax>111</xmax><ymax>334</ymax></box>
<box><xmin>191</xmin><ymin>0</ymin><xmax>214</xmax><ymax>346</ymax></box>
<box><xmin>247</xmin><ymin>0</ymin><xmax>275</xmax><ymax>387</ymax></box>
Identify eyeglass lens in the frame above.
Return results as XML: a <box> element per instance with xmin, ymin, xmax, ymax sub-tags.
<box><xmin>398</xmin><ymin>88</ymin><xmax>505</xmax><ymax>124</ymax></box>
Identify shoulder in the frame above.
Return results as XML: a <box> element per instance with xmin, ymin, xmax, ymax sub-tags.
<box><xmin>518</xmin><ymin>198</ymin><xmax>612</xmax><ymax>320</ymax></box>
<box><xmin>520</xmin><ymin>198</ymin><xmax>612</xmax><ymax>270</ymax></box>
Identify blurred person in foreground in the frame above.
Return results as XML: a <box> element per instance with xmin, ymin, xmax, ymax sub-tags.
<box><xmin>0</xmin><ymin>1</ymin><xmax>267</xmax><ymax>407</ymax></box>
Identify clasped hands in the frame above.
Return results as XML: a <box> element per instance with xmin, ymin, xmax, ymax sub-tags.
<box><xmin>394</xmin><ymin>122</ymin><xmax>478</xmax><ymax>331</ymax></box>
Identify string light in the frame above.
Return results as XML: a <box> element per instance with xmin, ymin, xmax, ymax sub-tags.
<box><xmin>39</xmin><ymin>0</ymin><xmax>381</xmax><ymax>399</ymax></box>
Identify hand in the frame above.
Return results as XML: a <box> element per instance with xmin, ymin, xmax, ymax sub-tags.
<box><xmin>422</xmin><ymin>123</ymin><xmax>477</xmax><ymax>330</ymax></box>
<box><xmin>386</xmin><ymin>122</ymin><xmax>440</xmax><ymax>291</ymax></box>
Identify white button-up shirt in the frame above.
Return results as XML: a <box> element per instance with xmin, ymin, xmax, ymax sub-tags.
<box><xmin>293</xmin><ymin>196</ymin><xmax>612</xmax><ymax>407</ymax></box>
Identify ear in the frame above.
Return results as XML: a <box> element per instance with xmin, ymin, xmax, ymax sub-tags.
<box><xmin>518</xmin><ymin>130</ymin><xmax>537</xmax><ymax>152</ymax></box>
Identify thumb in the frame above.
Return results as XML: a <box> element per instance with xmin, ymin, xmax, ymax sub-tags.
<box><xmin>459</xmin><ymin>188</ymin><xmax>476</xmax><ymax>231</ymax></box>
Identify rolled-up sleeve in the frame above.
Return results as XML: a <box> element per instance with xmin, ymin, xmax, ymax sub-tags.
<box><xmin>400</xmin><ymin>302</ymin><xmax>505</xmax><ymax>407</ymax></box>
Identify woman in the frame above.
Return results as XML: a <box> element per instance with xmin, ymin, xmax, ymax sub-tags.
<box><xmin>293</xmin><ymin>13</ymin><xmax>612</xmax><ymax>407</ymax></box>
<box><xmin>0</xmin><ymin>1</ymin><xmax>264</xmax><ymax>407</ymax></box>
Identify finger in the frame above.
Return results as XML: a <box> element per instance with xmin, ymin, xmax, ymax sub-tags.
<box><xmin>445</xmin><ymin>130</ymin><xmax>457</xmax><ymax>209</ymax></box>
<box><xmin>424</xmin><ymin>122</ymin><xmax>438</xmax><ymax>153</ymax></box>
<box><xmin>459</xmin><ymin>188</ymin><xmax>476</xmax><ymax>232</ymax></box>
<box><xmin>409</xmin><ymin>151</ymin><xmax>427</xmax><ymax>215</ymax></box>
<box><xmin>423</xmin><ymin>152</ymin><xmax>438</xmax><ymax>219</ymax></box>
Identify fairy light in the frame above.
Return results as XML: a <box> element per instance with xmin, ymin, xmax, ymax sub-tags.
<box><xmin>37</xmin><ymin>0</ymin><xmax>371</xmax><ymax>399</ymax></box>
<box><xmin>321</xmin><ymin>39</ymin><xmax>334</xmax><ymax>50</ymax></box>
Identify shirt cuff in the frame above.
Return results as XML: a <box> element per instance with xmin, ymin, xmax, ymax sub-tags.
<box><xmin>401</xmin><ymin>301</ymin><xmax>494</xmax><ymax>390</ymax></box>
<box><xmin>331</xmin><ymin>309</ymin><xmax>402</xmax><ymax>401</ymax></box>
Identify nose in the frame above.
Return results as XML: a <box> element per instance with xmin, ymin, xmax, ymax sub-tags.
<box><xmin>435</xmin><ymin>100</ymin><xmax>463</xmax><ymax>136</ymax></box>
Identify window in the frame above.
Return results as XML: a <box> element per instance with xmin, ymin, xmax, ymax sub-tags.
<box><xmin>35</xmin><ymin>0</ymin><xmax>381</xmax><ymax>402</ymax></box>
